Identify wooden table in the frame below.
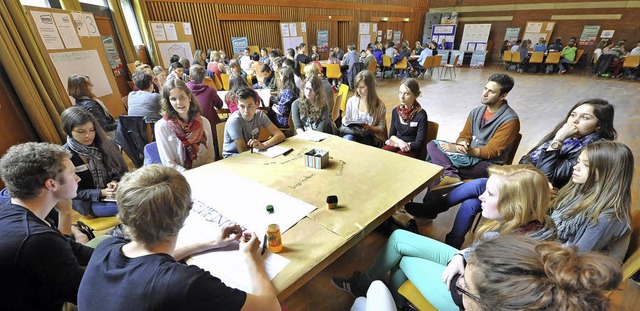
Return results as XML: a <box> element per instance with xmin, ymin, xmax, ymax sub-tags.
<box><xmin>183</xmin><ymin>135</ymin><xmax>442</xmax><ymax>299</ymax></box>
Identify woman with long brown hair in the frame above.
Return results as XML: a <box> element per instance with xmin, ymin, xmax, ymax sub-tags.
<box><xmin>67</xmin><ymin>74</ymin><xmax>118</xmax><ymax>136</ymax></box>
<box><xmin>340</xmin><ymin>70</ymin><xmax>387</xmax><ymax>147</ymax></box>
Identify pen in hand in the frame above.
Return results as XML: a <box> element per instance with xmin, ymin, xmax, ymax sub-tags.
<box><xmin>261</xmin><ymin>234</ymin><xmax>267</xmax><ymax>255</ymax></box>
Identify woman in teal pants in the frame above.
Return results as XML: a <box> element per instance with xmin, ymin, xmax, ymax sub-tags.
<box><xmin>333</xmin><ymin>165</ymin><xmax>557</xmax><ymax>309</ymax></box>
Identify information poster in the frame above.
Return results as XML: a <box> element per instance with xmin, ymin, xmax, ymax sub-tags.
<box><xmin>579</xmin><ymin>25</ymin><xmax>600</xmax><ymax>46</ymax></box>
<box><xmin>52</xmin><ymin>12</ymin><xmax>81</xmax><ymax>49</ymax></box>
<box><xmin>50</xmin><ymin>50</ymin><xmax>112</xmax><ymax>97</ymax></box>
<box><xmin>460</xmin><ymin>24</ymin><xmax>491</xmax><ymax>51</ymax></box>
<box><xmin>432</xmin><ymin>24</ymin><xmax>456</xmax><ymax>50</ymax></box>
<box><xmin>317</xmin><ymin>30</ymin><xmax>329</xmax><ymax>53</ymax></box>
<box><xmin>101</xmin><ymin>36</ymin><xmax>125</xmax><ymax>76</ymax></box>
<box><xmin>231</xmin><ymin>36</ymin><xmax>248</xmax><ymax>55</ymax></box>
<box><xmin>30</xmin><ymin>11</ymin><xmax>65</xmax><ymax>50</ymax></box>
<box><xmin>470</xmin><ymin>50</ymin><xmax>487</xmax><ymax>69</ymax></box>
<box><xmin>504</xmin><ymin>27</ymin><xmax>520</xmax><ymax>42</ymax></box>
<box><xmin>164</xmin><ymin>23</ymin><xmax>178</xmax><ymax>41</ymax></box>
<box><xmin>151</xmin><ymin>22</ymin><xmax>166</xmax><ymax>41</ymax></box>
<box><xmin>393</xmin><ymin>30</ymin><xmax>402</xmax><ymax>43</ymax></box>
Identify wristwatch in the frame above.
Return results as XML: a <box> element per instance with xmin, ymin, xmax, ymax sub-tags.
<box><xmin>549</xmin><ymin>140</ymin><xmax>563</xmax><ymax>149</ymax></box>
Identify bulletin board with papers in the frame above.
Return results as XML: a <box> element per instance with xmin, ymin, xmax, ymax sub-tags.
<box><xmin>460</xmin><ymin>24</ymin><xmax>491</xmax><ymax>51</ymax></box>
<box><xmin>358</xmin><ymin>23</ymin><xmax>378</xmax><ymax>52</ymax></box>
<box><xmin>149</xmin><ymin>21</ymin><xmax>196</xmax><ymax>69</ymax></box>
<box><xmin>25</xmin><ymin>6</ymin><xmax>124</xmax><ymax>115</ymax></box>
<box><xmin>280</xmin><ymin>22</ymin><xmax>308</xmax><ymax>52</ymax></box>
<box><xmin>522</xmin><ymin>21</ymin><xmax>555</xmax><ymax>50</ymax></box>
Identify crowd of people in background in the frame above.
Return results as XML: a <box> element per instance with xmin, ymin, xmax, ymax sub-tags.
<box><xmin>0</xmin><ymin>35</ymin><xmax>637</xmax><ymax>311</ymax></box>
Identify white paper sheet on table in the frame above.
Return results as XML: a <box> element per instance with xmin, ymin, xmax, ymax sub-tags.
<box><xmin>296</xmin><ymin>130</ymin><xmax>332</xmax><ymax>142</ymax></box>
<box><xmin>176</xmin><ymin>209</ymin><xmax>290</xmax><ymax>292</ymax></box>
<box><xmin>255</xmin><ymin>145</ymin><xmax>292</xmax><ymax>158</ymax></box>
<box><xmin>186</xmin><ymin>171</ymin><xmax>317</xmax><ymax>235</ymax></box>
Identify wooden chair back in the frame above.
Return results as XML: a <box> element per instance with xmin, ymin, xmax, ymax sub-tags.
<box><xmin>433</xmin><ymin>54</ymin><xmax>443</xmax><ymax>66</ymax></box>
<box><xmin>203</xmin><ymin>77</ymin><xmax>216</xmax><ymax>89</ymax></box>
<box><xmin>248</xmin><ymin>45</ymin><xmax>260</xmax><ymax>54</ymax></box>
<box><xmin>502</xmin><ymin>50</ymin><xmax>512</xmax><ymax>62</ymax></box>
<box><xmin>332</xmin><ymin>93</ymin><xmax>343</xmax><ymax>122</ymax></box>
<box><xmin>419</xmin><ymin>121</ymin><xmax>439</xmax><ymax>160</ymax></box>
<box><xmin>212</xmin><ymin>74</ymin><xmax>223</xmax><ymax>90</ymax></box>
<box><xmin>216</xmin><ymin>121</ymin><xmax>225</xmax><ymax>159</ymax></box>
<box><xmin>570</xmin><ymin>49</ymin><xmax>585</xmax><ymax>64</ymax></box>
<box><xmin>544</xmin><ymin>52</ymin><xmax>561</xmax><ymax>64</ymax></box>
<box><xmin>395</xmin><ymin>57</ymin><xmax>408</xmax><ymax>70</ymax></box>
<box><xmin>382</xmin><ymin>55</ymin><xmax>392</xmax><ymax>67</ymax></box>
<box><xmin>623</xmin><ymin>55</ymin><xmax>640</xmax><ymax>68</ymax></box>
<box><xmin>529</xmin><ymin>52</ymin><xmax>544</xmax><ymax>64</ymax></box>
<box><xmin>446</xmin><ymin>54</ymin><xmax>459</xmax><ymax>67</ymax></box>
<box><xmin>422</xmin><ymin>56</ymin><xmax>434</xmax><ymax>69</ymax></box>
<box><xmin>367</xmin><ymin>60</ymin><xmax>377</xmax><ymax>74</ymax></box>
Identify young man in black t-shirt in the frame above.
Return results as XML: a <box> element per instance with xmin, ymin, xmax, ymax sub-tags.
<box><xmin>78</xmin><ymin>165</ymin><xmax>281</xmax><ymax>310</ymax></box>
<box><xmin>0</xmin><ymin>142</ymin><xmax>93</xmax><ymax>310</ymax></box>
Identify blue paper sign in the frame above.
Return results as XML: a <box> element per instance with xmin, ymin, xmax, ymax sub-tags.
<box><xmin>231</xmin><ymin>37</ymin><xmax>248</xmax><ymax>55</ymax></box>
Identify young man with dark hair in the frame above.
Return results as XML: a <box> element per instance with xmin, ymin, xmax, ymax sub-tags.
<box><xmin>239</xmin><ymin>47</ymin><xmax>252</xmax><ymax>74</ymax></box>
<box><xmin>167</xmin><ymin>61</ymin><xmax>190</xmax><ymax>82</ymax></box>
<box><xmin>296</xmin><ymin>43</ymin><xmax>311</xmax><ymax>64</ymax></box>
<box><xmin>128</xmin><ymin>69</ymin><xmax>162</xmax><ymax>123</ymax></box>
<box><xmin>0</xmin><ymin>142</ymin><xmax>93</xmax><ymax>310</ymax></box>
<box><xmin>222</xmin><ymin>88</ymin><xmax>285</xmax><ymax>157</ymax></box>
<box><xmin>78</xmin><ymin>164</ymin><xmax>281</xmax><ymax>310</ymax></box>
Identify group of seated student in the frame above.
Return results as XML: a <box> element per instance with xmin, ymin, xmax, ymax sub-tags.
<box><xmin>0</xmin><ymin>142</ymin><xmax>281</xmax><ymax>310</ymax></box>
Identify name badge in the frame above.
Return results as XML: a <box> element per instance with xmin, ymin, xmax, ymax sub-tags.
<box><xmin>410</xmin><ymin>122</ymin><xmax>418</xmax><ymax>127</ymax></box>
<box><xmin>75</xmin><ymin>164</ymin><xmax>89</xmax><ymax>172</ymax></box>
<box><xmin>251</xmin><ymin>127</ymin><xmax>260</xmax><ymax>135</ymax></box>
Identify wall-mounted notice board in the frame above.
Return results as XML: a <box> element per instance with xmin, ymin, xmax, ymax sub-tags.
<box><xmin>280</xmin><ymin>22</ymin><xmax>308</xmax><ymax>52</ymax></box>
<box><xmin>149</xmin><ymin>21</ymin><xmax>196</xmax><ymax>69</ymax></box>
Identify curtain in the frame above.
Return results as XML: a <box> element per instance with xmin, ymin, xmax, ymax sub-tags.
<box><xmin>0</xmin><ymin>0</ymin><xmax>69</xmax><ymax>143</ymax></box>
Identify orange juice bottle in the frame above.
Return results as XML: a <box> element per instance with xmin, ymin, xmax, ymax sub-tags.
<box><xmin>266</xmin><ymin>224</ymin><xmax>283</xmax><ymax>253</ymax></box>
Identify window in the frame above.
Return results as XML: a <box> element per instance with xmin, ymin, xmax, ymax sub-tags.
<box><xmin>78</xmin><ymin>0</ymin><xmax>107</xmax><ymax>6</ymax></box>
<box><xmin>120</xmin><ymin>0</ymin><xmax>144</xmax><ymax>46</ymax></box>
<box><xmin>20</xmin><ymin>0</ymin><xmax>50</xmax><ymax>7</ymax></box>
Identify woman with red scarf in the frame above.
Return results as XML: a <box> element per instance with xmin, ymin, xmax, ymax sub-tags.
<box><xmin>383</xmin><ymin>78</ymin><xmax>428</xmax><ymax>158</ymax></box>
<box><xmin>155</xmin><ymin>79</ymin><xmax>214</xmax><ymax>172</ymax></box>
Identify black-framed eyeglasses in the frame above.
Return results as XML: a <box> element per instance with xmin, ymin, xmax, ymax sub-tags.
<box><xmin>455</xmin><ymin>284</ymin><xmax>481</xmax><ymax>303</ymax></box>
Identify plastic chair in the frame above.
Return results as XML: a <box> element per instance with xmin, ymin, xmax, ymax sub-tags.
<box><xmin>510</xmin><ymin>51</ymin><xmax>521</xmax><ymax>71</ymax></box>
<box><xmin>220</xmin><ymin>73</ymin><xmax>230</xmax><ymax>90</ymax></box>
<box><xmin>418</xmin><ymin>56</ymin><xmax>434</xmax><ymax>79</ymax></box>
<box><xmin>325</xmin><ymin>64</ymin><xmax>342</xmax><ymax>84</ymax></box>
<box><xmin>332</xmin><ymin>92</ymin><xmax>343</xmax><ymax>123</ymax></box>
<box><xmin>419</xmin><ymin>121</ymin><xmax>439</xmax><ymax>160</ymax></box>
<box><xmin>212</xmin><ymin>74</ymin><xmax>223</xmax><ymax>90</ymax></box>
<box><xmin>248</xmin><ymin>45</ymin><xmax>259</xmax><ymax>54</ymax></box>
<box><xmin>397</xmin><ymin>280</ymin><xmax>438</xmax><ymax>311</ymax></box>
<box><xmin>367</xmin><ymin>60</ymin><xmax>377</xmax><ymax>75</ymax></box>
<box><xmin>143</xmin><ymin>142</ymin><xmax>161</xmax><ymax>166</ymax></box>
<box><xmin>215</xmin><ymin>121</ymin><xmax>225</xmax><ymax>159</ymax></box>
<box><xmin>440</xmin><ymin>54</ymin><xmax>459</xmax><ymax>80</ymax></box>
<box><xmin>337</xmin><ymin>83</ymin><xmax>349</xmax><ymax>112</ymax></box>
<box><xmin>543</xmin><ymin>52</ymin><xmax>561</xmax><ymax>74</ymax></box>
<box><xmin>622</xmin><ymin>55</ymin><xmax>640</xmax><ymax>78</ymax></box>
<box><xmin>502</xmin><ymin>50</ymin><xmax>512</xmax><ymax>68</ymax></box>
<box><xmin>382</xmin><ymin>55</ymin><xmax>393</xmax><ymax>78</ymax></box>
<box><xmin>527</xmin><ymin>52</ymin><xmax>545</xmax><ymax>73</ymax></box>
<box><xmin>78</xmin><ymin>214</ymin><xmax>120</xmax><ymax>236</ymax></box>
<box><xmin>394</xmin><ymin>57</ymin><xmax>408</xmax><ymax>78</ymax></box>
<box><xmin>432</xmin><ymin>55</ymin><xmax>443</xmax><ymax>77</ymax></box>
<box><xmin>203</xmin><ymin>76</ymin><xmax>216</xmax><ymax>89</ymax></box>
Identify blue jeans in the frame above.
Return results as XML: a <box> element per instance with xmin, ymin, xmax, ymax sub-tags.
<box><xmin>444</xmin><ymin>178</ymin><xmax>487</xmax><ymax>248</ymax></box>
<box><xmin>91</xmin><ymin>201</ymin><xmax>119</xmax><ymax>217</ymax></box>
<box><xmin>343</xmin><ymin>134</ymin><xmax>356</xmax><ymax>141</ymax></box>
<box><xmin>366</xmin><ymin>230</ymin><xmax>459</xmax><ymax>310</ymax></box>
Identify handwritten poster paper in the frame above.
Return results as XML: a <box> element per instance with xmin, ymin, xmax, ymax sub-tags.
<box><xmin>164</xmin><ymin>23</ymin><xmax>178</xmax><ymax>41</ymax></box>
<box><xmin>83</xmin><ymin>13</ymin><xmax>100</xmax><ymax>37</ymax></box>
<box><xmin>30</xmin><ymin>11</ymin><xmax>64</xmax><ymax>50</ymax></box>
<box><xmin>525</xmin><ymin>22</ymin><xmax>542</xmax><ymax>33</ymax></box>
<box><xmin>52</xmin><ymin>12</ymin><xmax>81</xmax><ymax>49</ymax></box>
<box><xmin>183</xmin><ymin>23</ymin><xmax>192</xmax><ymax>35</ymax></box>
<box><xmin>359</xmin><ymin>23</ymin><xmax>370</xmax><ymax>35</ymax></box>
<box><xmin>289</xmin><ymin>23</ymin><xmax>298</xmax><ymax>37</ymax></box>
<box><xmin>280</xmin><ymin>23</ymin><xmax>290</xmax><ymax>37</ymax></box>
<box><xmin>300</xmin><ymin>22</ymin><xmax>306</xmax><ymax>33</ymax></box>
<box><xmin>151</xmin><ymin>23</ymin><xmax>166</xmax><ymax>41</ymax></box>
<box><xmin>50</xmin><ymin>50</ymin><xmax>112</xmax><ymax>97</ymax></box>
<box><xmin>71</xmin><ymin>12</ymin><xmax>89</xmax><ymax>37</ymax></box>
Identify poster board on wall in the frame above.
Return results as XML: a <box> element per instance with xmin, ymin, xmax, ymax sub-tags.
<box><xmin>522</xmin><ymin>21</ymin><xmax>555</xmax><ymax>50</ymax></box>
<box><xmin>25</xmin><ymin>6</ymin><xmax>125</xmax><ymax>116</ymax></box>
<box><xmin>280</xmin><ymin>22</ymin><xmax>308</xmax><ymax>53</ymax></box>
<box><xmin>460</xmin><ymin>24</ymin><xmax>491</xmax><ymax>51</ymax></box>
<box><xmin>358</xmin><ymin>23</ymin><xmax>378</xmax><ymax>52</ymax></box>
<box><xmin>431</xmin><ymin>24</ymin><xmax>456</xmax><ymax>50</ymax></box>
<box><xmin>149</xmin><ymin>21</ymin><xmax>196</xmax><ymax>69</ymax></box>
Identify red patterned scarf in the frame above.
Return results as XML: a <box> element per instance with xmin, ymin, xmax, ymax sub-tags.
<box><xmin>396</xmin><ymin>102</ymin><xmax>421</xmax><ymax>123</ymax></box>
<box><xmin>165</xmin><ymin>114</ymin><xmax>206</xmax><ymax>169</ymax></box>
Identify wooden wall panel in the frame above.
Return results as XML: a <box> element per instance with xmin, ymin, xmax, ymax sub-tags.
<box><xmin>144</xmin><ymin>0</ymin><xmax>429</xmax><ymax>64</ymax></box>
<box><xmin>429</xmin><ymin>1</ymin><xmax>640</xmax><ymax>63</ymax></box>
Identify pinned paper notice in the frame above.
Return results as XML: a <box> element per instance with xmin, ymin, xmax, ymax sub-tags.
<box><xmin>183</xmin><ymin>23</ymin><xmax>192</xmax><ymax>35</ymax></box>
